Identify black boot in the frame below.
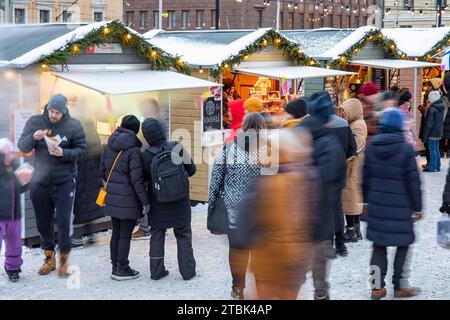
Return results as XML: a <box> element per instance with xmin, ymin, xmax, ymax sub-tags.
<box><xmin>151</xmin><ymin>270</ymin><xmax>169</xmax><ymax>280</ymax></box>
<box><xmin>231</xmin><ymin>286</ymin><xmax>244</xmax><ymax>300</ymax></box>
<box><xmin>343</xmin><ymin>226</ymin><xmax>358</xmax><ymax>243</ymax></box>
<box><xmin>7</xmin><ymin>271</ymin><xmax>20</xmax><ymax>282</ymax></box>
<box><xmin>111</xmin><ymin>263</ymin><xmax>117</xmax><ymax>278</ymax></box>
<box><xmin>355</xmin><ymin>223</ymin><xmax>363</xmax><ymax>240</ymax></box>
<box><xmin>111</xmin><ymin>264</ymin><xmax>140</xmax><ymax>281</ymax></box>
<box><xmin>336</xmin><ymin>244</ymin><xmax>348</xmax><ymax>257</ymax></box>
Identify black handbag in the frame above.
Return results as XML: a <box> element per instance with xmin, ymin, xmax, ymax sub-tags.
<box><xmin>207</xmin><ymin>145</ymin><xmax>229</xmax><ymax>235</ymax></box>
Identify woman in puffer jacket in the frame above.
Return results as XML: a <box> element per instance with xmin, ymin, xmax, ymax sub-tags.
<box><xmin>397</xmin><ymin>88</ymin><xmax>416</xmax><ymax>149</ymax></box>
<box><xmin>208</xmin><ymin>112</ymin><xmax>268</xmax><ymax>300</ymax></box>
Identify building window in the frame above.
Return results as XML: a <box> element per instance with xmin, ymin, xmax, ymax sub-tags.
<box><xmin>338</xmin><ymin>15</ymin><xmax>342</xmax><ymax>28</ymax></box>
<box><xmin>126</xmin><ymin>11</ymin><xmax>134</xmax><ymax>27</ymax></box>
<box><xmin>94</xmin><ymin>12</ymin><xmax>103</xmax><ymax>22</ymax></box>
<box><xmin>211</xmin><ymin>9</ymin><xmax>216</xmax><ymax>28</ymax></box>
<box><xmin>328</xmin><ymin>14</ymin><xmax>333</xmax><ymax>27</ymax></box>
<box><xmin>280</xmin><ymin>11</ymin><xmax>284</xmax><ymax>29</ymax></box>
<box><xmin>196</xmin><ymin>10</ymin><xmax>204</xmax><ymax>28</ymax></box>
<box><xmin>139</xmin><ymin>11</ymin><xmax>148</xmax><ymax>28</ymax></box>
<box><xmin>288</xmin><ymin>12</ymin><xmax>294</xmax><ymax>29</ymax></box>
<box><xmin>39</xmin><ymin>9</ymin><xmax>50</xmax><ymax>23</ymax></box>
<box><xmin>403</xmin><ymin>0</ymin><xmax>414</xmax><ymax>9</ymax></box>
<box><xmin>153</xmin><ymin>11</ymin><xmax>159</xmax><ymax>28</ymax></box>
<box><xmin>257</xmin><ymin>10</ymin><xmax>263</xmax><ymax>28</ymax></box>
<box><xmin>298</xmin><ymin>13</ymin><xmax>304</xmax><ymax>29</ymax></box>
<box><xmin>167</xmin><ymin>10</ymin><xmax>175</xmax><ymax>29</ymax></box>
<box><xmin>346</xmin><ymin>15</ymin><xmax>350</xmax><ymax>28</ymax></box>
<box><xmin>14</xmin><ymin>8</ymin><xmax>25</xmax><ymax>24</ymax></box>
<box><xmin>182</xmin><ymin>10</ymin><xmax>190</xmax><ymax>28</ymax></box>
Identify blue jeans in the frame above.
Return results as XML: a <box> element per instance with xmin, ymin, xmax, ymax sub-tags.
<box><xmin>428</xmin><ymin>139</ymin><xmax>441</xmax><ymax>171</ymax></box>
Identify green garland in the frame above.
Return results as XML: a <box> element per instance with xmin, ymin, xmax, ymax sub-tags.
<box><xmin>209</xmin><ymin>29</ymin><xmax>317</xmax><ymax>79</ymax></box>
<box><xmin>421</xmin><ymin>30</ymin><xmax>450</xmax><ymax>61</ymax></box>
<box><xmin>328</xmin><ymin>30</ymin><xmax>408</xmax><ymax>70</ymax></box>
<box><xmin>37</xmin><ymin>20</ymin><xmax>191</xmax><ymax>74</ymax></box>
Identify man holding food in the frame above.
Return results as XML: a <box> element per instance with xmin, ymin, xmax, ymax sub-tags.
<box><xmin>18</xmin><ymin>93</ymin><xmax>86</xmax><ymax>277</ymax></box>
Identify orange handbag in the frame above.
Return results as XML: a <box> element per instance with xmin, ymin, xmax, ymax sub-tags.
<box><xmin>96</xmin><ymin>150</ymin><xmax>123</xmax><ymax>207</ymax></box>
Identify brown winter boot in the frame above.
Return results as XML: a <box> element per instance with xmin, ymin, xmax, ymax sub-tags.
<box><xmin>38</xmin><ymin>250</ymin><xmax>56</xmax><ymax>275</ymax></box>
<box><xmin>371</xmin><ymin>288</ymin><xmax>387</xmax><ymax>300</ymax></box>
<box><xmin>58</xmin><ymin>252</ymin><xmax>70</xmax><ymax>278</ymax></box>
<box><xmin>394</xmin><ymin>287</ymin><xmax>421</xmax><ymax>298</ymax></box>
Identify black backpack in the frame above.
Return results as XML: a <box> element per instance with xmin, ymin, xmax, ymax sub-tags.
<box><xmin>146</xmin><ymin>141</ymin><xmax>189</xmax><ymax>203</ymax></box>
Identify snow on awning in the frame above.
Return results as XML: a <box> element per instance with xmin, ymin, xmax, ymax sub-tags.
<box><xmin>234</xmin><ymin>66</ymin><xmax>355</xmax><ymax>80</ymax></box>
<box><xmin>52</xmin><ymin>70</ymin><xmax>220</xmax><ymax>95</ymax></box>
<box><xmin>350</xmin><ymin>59</ymin><xmax>440</xmax><ymax>69</ymax></box>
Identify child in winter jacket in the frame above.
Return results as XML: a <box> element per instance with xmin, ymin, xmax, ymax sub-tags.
<box><xmin>0</xmin><ymin>139</ymin><xmax>31</xmax><ymax>282</ymax></box>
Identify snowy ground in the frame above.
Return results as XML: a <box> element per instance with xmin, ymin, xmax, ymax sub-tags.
<box><xmin>1</xmin><ymin>157</ymin><xmax>449</xmax><ymax>300</ymax></box>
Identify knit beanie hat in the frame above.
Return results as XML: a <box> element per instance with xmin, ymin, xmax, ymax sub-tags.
<box><xmin>428</xmin><ymin>90</ymin><xmax>441</xmax><ymax>104</ymax></box>
<box><xmin>398</xmin><ymin>90</ymin><xmax>412</xmax><ymax>106</ymax></box>
<box><xmin>0</xmin><ymin>138</ymin><xmax>14</xmax><ymax>155</ymax></box>
<box><xmin>47</xmin><ymin>94</ymin><xmax>68</xmax><ymax>114</ymax></box>
<box><xmin>379</xmin><ymin>108</ymin><xmax>404</xmax><ymax>133</ymax></box>
<box><xmin>359</xmin><ymin>81</ymin><xmax>380</xmax><ymax>96</ymax></box>
<box><xmin>244</xmin><ymin>97</ymin><xmax>265</xmax><ymax>113</ymax></box>
<box><xmin>121</xmin><ymin>115</ymin><xmax>141</xmax><ymax>134</ymax></box>
<box><xmin>284</xmin><ymin>98</ymin><xmax>308</xmax><ymax>119</ymax></box>
<box><xmin>306</xmin><ymin>91</ymin><xmax>334</xmax><ymax>124</ymax></box>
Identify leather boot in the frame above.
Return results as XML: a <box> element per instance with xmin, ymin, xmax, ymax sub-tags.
<box><xmin>58</xmin><ymin>252</ymin><xmax>70</xmax><ymax>278</ymax></box>
<box><xmin>38</xmin><ymin>250</ymin><xmax>56</xmax><ymax>275</ymax></box>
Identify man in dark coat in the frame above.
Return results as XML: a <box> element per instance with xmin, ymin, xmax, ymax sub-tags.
<box><xmin>101</xmin><ymin>115</ymin><xmax>150</xmax><ymax>280</ymax></box>
<box><xmin>363</xmin><ymin>108</ymin><xmax>422</xmax><ymax>300</ymax></box>
<box><xmin>18</xmin><ymin>93</ymin><xmax>86</xmax><ymax>277</ymax></box>
<box><xmin>299</xmin><ymin>91</ymin><xmax>347</xmax><ymax>300</ymax></box>
<box><xmin>422</xmin><ymin>90</ymin><xmax>444</xmax><ymax>172</ymax></box>
<box><xmin>141</xmin><ymin>118</ymin><xmax>197</xmax><ymax>281</ymax></box>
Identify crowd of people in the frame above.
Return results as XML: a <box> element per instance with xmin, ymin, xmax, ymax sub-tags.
<box><xmin>0</xmin><ymin>72</ymin><xmax>450</xmax><ymax>300</ymax></box>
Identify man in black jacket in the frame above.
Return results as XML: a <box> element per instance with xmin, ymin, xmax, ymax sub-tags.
<box><xmin>18</xmin><ymin>93</ymin><xmax>86</xmax><ymax>277</ymax></box>
<box><xmin>299</xmin><ymin>91</ymin><xmax>347</xmax><ymax>300</ymax></box>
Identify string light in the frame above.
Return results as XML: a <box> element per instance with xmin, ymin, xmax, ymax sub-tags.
<box><xmin>262</xmin><ymin>39</ymin><xmax>268</xmax><ymax>46</ymax></box>
<box><xmin>126</xmin><ymin>33</ymin><xmax>132</xmax><ymax>40</ymax></box>
<box><xmin>297</xmin><ymin>49</ymin><xmax>303</xmax><ymax>54</ymax></box>
<box><xmin>177</xmin><ymin>58</ymin><xmax>184</xmax><ymax>65</ymax></box>
<box><xmin>150</xmin><ymin>50</ymin><xmax>158</xmax><ymax>58</ymax></box>
<box><xmin>309</xmin><ymin>60</ymin><xmax>316</xmax><ymax>66</ymax></box>
<box><xmin>390</xmin><ymin>44</ymin><xmax>396</xmax><ymax>50</ymax></box>
<box><xmin>275</xmin><ymin>38</ymin><xmax>281</xmax><ymax>45</ymax></box>
<box><xmin>41</xmin><ymin>64</ymin><xmax>48</xmax><ymax>70</ymax></box>
<box><xmin>5</xmin><ymin>71</ymin><xmax>14</xmax><ymax>79</ymax></box>
<box><xmin>102</xmin><ymin>27</ymin><xmax>109</xmax><ymax>35</ymax></box>
<box><xmin>199</xmin><ymin>67</ymin><xmax>204</xmax><ymax>74</ymax></box>
<box><xmin>243</xmin><ymin>55</ymin><xmax>249</xmax><ymax>61</ymax></box>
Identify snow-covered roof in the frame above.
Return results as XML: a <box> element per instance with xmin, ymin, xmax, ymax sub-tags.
<box><xmin>234</xmin><ymin>66</ymin><xmax>356</xmax><ymax>80</ymax></box>
<box><xmin>0</xmin><ymin>22</ymin><xmax>142</xmax><ymax>68</ymax></box>
<box><xmin>281</xmin><ymin>26</ymin><xmax>377</xmax><ymax>60</ymax></box>
<box><xmin>381</xmin><ymin>27</ymin><xmax>450</xmax><ymax>57</ymax></box>
<box><xmin>350</xmin><ymin>59</ymin><xmax>439</xmax><ymax>69</ymax></box>
<box><xmin>144</xmin><ymin>29</ymin><xmax>274</xmax><ymax>67</ymax></box>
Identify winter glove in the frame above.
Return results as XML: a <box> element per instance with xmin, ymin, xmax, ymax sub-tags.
<box><xmin>439</xmin><ymin>202</ymin><xmax>450</xmax><ymax>214</ymax></box>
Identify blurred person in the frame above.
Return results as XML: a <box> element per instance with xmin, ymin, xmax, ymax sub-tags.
<box><xmin>357</xmin><ymin>81</ymin><xmax>381</xmax><ymax>140</ymax></box>
<box><xmin>244</xmin><ymin>97</ymin><xmax>265</xmax><ymax>113</ymax></box>
<box><xmin>18</xmin><ymin>93</ymin><xmax>86</xmax><ymax>277</ymax></box>
<box><xmin>363</xmin><ymin>108</ymin><xmax>422</xmax><ymax>300</ymax></box>
<box><xmin>326</xmin><ymin>96</ymin><xmax>357</xmax><ymax>257</ymax></box>
<box><xmin>0</xmin><ymin>139</ymin><xmax>32</xmax><ymax>282</ymax></box>
<box><xmin>224</xmin><ymin>99</ymin><xmax>245</xmax><ymax>144</ymax></box>
<box><xmin>133</xmin><ymin>98</ymin><xmax>167</xmax><ymax>240</ymax></box>
<box><xmin>419</xmin><ymin>78</ymin><xmax>442</xmax><ymax>165</ymax></box>
<box><xmin>422</xmin><ymin>90</ymin><xmax>444</xmax><ymax>172</ymax></box>
<box><xmin>141</xmin><ymin>118</ymin><xmax>197</xmax><ymax>281</ymax></box>
<box><xmin>237</xmin><ymin>129</ymin><xmax>318</xmax><ymax>300</ymax></box>
<box><xmin>339</xmin><ymin>99</ymin><xmax>367</xmax><ymax>243</ymax></box>
<box><xmin>281</xmin><ymin>98</ymin><xmax>308</xmax><ymax>128</ymax></box>
<box><xmin>67</xmin><ymin>95</ymin><xmax>104</xmax><ymax>249</ymax></box>
<box><xmin>396</xmin><ymin>88</ymin><xmax>416</xmax><ymax>149</ymax></box>
<box><xmin>101</xmin><ymin>115</ymin><xmax>149</xmax><ymax>281</ymax></box>
<box><xmin>299</xmin><ymin>92</ymin><xmax>347</xmax><ymax>300</ymax></box>
<box><xmin>209</xmin><ymin>112</ymin><xmax>268</xmax><ymax>300</ymax></box>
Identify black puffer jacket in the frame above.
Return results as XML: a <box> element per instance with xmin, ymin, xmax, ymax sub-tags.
<box><xmin>422</xmin><ymin>99</ymin><xmax>444</xmax><ymax>143</ymax></box>
<box><xmin>299</xmin><ymin>116</ymin><xmax>347</xmax><ymax>242</ymax></box>
<box><xmin>73</xmin><ymin>117</ymin><xmax>105</xmax><ymax>224</ymax></box>
<box><xmin>100</xmin><ymin>127</ymin><xmax>149</xmax><ymax>220</ymax></box>
<box><xmin>141</xmin><ymin>118</ymin><xmax>196</xmax><ymax>229</ymax></box>
<box><xmin>17</xmin><ymin>107</ymin><xmax>86</xmax><ymax>186</ymax></box>
<box><xmin>0</xmin><ymin>158</ymin><xmax>27</xmax><ymax>221</ymax></box>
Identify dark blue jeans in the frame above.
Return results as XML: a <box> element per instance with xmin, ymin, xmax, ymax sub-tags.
<box><xmin>428</xmin><ymin>139</ymin><xmax>441</xmax><ymax>171</ymax></box>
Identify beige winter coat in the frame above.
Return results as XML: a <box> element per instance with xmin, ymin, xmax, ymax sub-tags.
<box><xmin>340</xmin><ymin>99</ymin><xmax>368</xmax><ymax>215</ymax></box>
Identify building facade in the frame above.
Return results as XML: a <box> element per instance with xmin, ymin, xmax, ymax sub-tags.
<box><xmin>383</xmin><ymin>0</ymin><xmax>449</xmax><ymax>27</ymax></box>
<box><xmin>0</xmin><ymin>0</ymin><xmax>122</xmax><ymax>24</ymax></box>
<box><xmin>123</xmin><ymin>0</ymin><xmax>379</xmax><ymax>33</ymax></box>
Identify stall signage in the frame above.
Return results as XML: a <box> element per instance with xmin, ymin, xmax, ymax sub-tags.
<box><xmin>86</xmin><ymin>43</ymin><xmax>123</xmax><ymax>54</ymax></box>
<box><xmin>372</xmin><ymin>68</ymin><xmax>386</xmax><ymax>90</ymax></box>
<box><xmin>10</xmin><ymin>108</ymin><xmax>37</xmax><ymax>152</ymax></box>
<box><xmin>202</xmin><ymin>87</ymin><xmax>222</xmax><ymax>132</ymax></box>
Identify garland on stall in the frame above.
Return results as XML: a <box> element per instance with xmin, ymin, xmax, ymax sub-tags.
<box><xmin>209</xmin><ymin>29</ymin><xmax>317</xmax><ymax>79</ymax></box>
<box><xmin>37</xmin><ymin>20</ymin><xmax>191</xmax><ymax>74</ymax></box>
<box><xmin>328</xmin><ymin>29</ymin><xmax>408</xmax><ymax>69</ymax></box>
<box><xmin>421</xmin><ymin>31</ymin><xmax>450</xmax><ymax>61</ymax></box>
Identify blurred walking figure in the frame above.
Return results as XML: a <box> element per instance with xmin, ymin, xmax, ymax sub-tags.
<box><xmin>238</xmin><ymin>129</ymin><xmax>317</xmax><ymax>300</ymax></box>
<box><xmin>281</xmin><ymin>98</ymin><xmax>308</xmax><ymax>128</ymax></box>
<box><xmin>339</xmin><ymin>98</ymin><xmax>368</xmax><ymax>243</ymax></box>
<box><xmin>0</xmin><ymin>139</ymin><xmax>32</xmax><ymax>282</ymax></box>
<box><xmin>101</xmin><ymin>115</ymin><xmax>149</xmax><ymax>281</ymax></box>
<box><xmin>208</xmin><ymin>112</ymin><xmax>268</xmax><ymax>300</ymax></box>
<box><xmin>68</xmin><ymin>95</ymin><xmax>104</xmax><ymax>248</ymax></box>
<box><xmin>18</xmin><ymin>93</ymin><xmax>86</xmax><ymax>277</ymax></box>
<box><xmin>224</xmin><ymin>99</ymin><xmax>245</xmax><ymax>143</ymax></box>
<box><xmin>396</xmin><ymin>89</ymin><xmax>416</xmax><ymax>149</ymax></box>
<box><xmin>141</xmin><ymin>118</ymin><xmax>197</xmax><ymax>281</ymax></box>
<box><xmin>299</xmin><ymin>92</ymin><xmax>347</xmax><ymax>300</ymax></box>
<box><xmin>363</xmin><ymin>108</ymin><xmax>422</xmax><ymax>300</ymax></box>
